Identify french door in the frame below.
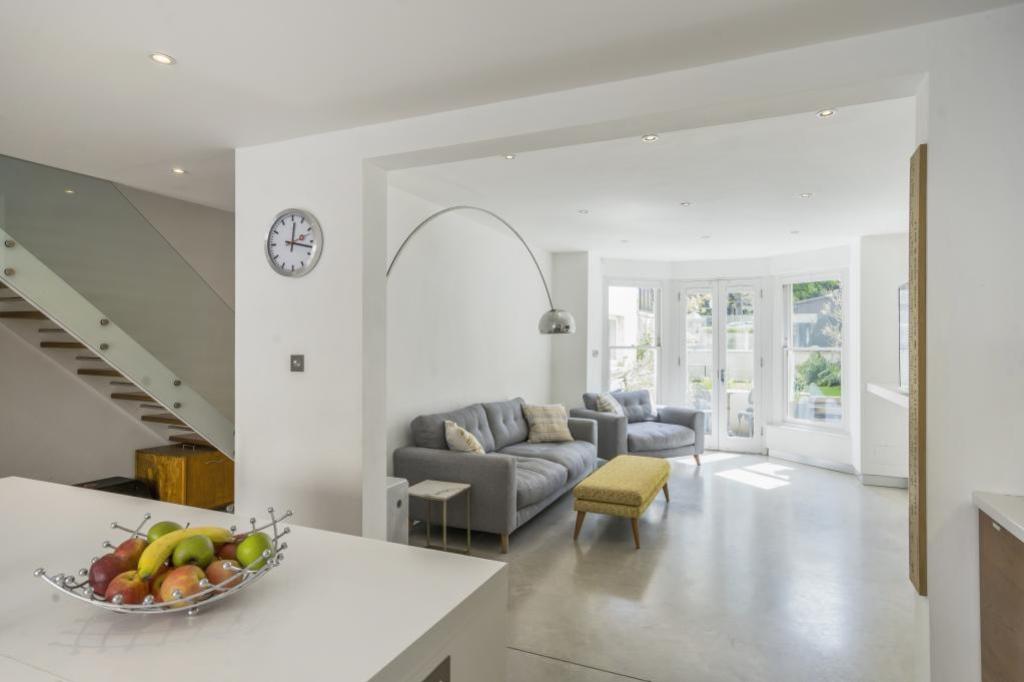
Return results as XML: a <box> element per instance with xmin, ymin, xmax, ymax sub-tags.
<box><xmin>679</xmin><ymin>279</ymin><xmax>763</xmax><ymax>453</ymax></box>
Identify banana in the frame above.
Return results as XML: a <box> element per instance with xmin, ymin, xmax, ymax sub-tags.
<box><xmin>137</xmin><ymin>526</ymin><xmax>234</xmax><ymax>579</ymax></box>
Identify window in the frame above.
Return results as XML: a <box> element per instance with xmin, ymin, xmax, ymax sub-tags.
<box><xmin>783</xmin><ymin>278</ymin><xmax>843</xmax><ymax>425</ymax></box>
<box><xmin>607</xmin><ymin>285</ymin><xmax>660</xmax><ymax>402</ymax></box>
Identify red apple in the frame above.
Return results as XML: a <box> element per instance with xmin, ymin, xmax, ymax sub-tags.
<box><xmin>205</xmin><ymin>559</ymin><xmax>242</xmax><ymax>589</ymax></box>
<box><xmin>104</xmin><ymin>570</ymin><xmax>148</xmax><ymax>605</ymax></box>
<box><xmin>159</xmin><ymin>565</ymin><xmax>206</xmax><ymax>606</ymax></box>
<box><xmin>88</xmin><ymin>553</ymin><xmax>130</xmax><ymax>595</ymax></box>
<box><xmin>149</xmin><ymin>564</ymin><xmax>171</xmax><ymax>603</ymax></box>
<box><xmin>216</xmin><ymin>542</ymin><xmax>238</xmax><ymax>561</ymax></box>
<box><xmin>113</xmin><ymin>537</ymin><xmax>148</xmax><ymax>569</ymax></box>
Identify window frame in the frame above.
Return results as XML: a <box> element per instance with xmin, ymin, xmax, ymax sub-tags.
<box><xmin>780</xmin><ymin>271</ymin><xmax>848</xmax><ymax>432</ymax></box>
<box><xmin>603</xmin><ymin>279</ymin><xmax>663</xmax><ymax>400</ymax></box>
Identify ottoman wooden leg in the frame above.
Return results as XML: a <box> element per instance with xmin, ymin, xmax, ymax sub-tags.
<box><xmin>663</xmin><ymin>484</ymin><xmax>670</xmax><ymax>502</ymax></box>
<box><xmin>500</xmin><ymin>533</ymin><xmax>510</xmax><ymax>554</ymax></box>
<box><xmin>631</xmin><ymin>517</ymin><xmax>640</xmax><ymax>549</ymax></box>
<box><xmin>573</xmin><ymin>511</ymin><xmax>587</xmax><ymax>540</ymax></box>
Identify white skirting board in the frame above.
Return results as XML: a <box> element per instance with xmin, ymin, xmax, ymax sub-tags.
<box><xmin>770</xmin><ymin>449</ymin><xmax>909</xmax><ymax>488</ymax></box>
<box><xmin>859</xmin><ymin>473</ymin><xmax>909</xmax><ymax>489</ymax></box>
<box><xmin>768</xmin><ymin>449</ymin><xmax>857</xmax><ymax>475</ymax></box>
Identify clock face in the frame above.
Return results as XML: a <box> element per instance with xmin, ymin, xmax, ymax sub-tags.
<box><xmin>266</xmin><ymin>209</ymin><xmax>323</xmax><ymax>277</ymax></box>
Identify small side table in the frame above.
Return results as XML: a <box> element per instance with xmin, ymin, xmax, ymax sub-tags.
<box><xmin>407</xmin><ymin>480</ymin><xmax>471</xmax><ymax>554</ymax></box>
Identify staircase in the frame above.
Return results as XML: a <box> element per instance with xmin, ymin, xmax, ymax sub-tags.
<box><xmin>0</xmin><ymin>154</ymin><xmax>233</xmax><ymax>458</ymax></box>
<box><xmin>0</xmin><ymin>283</ymin><xmax>214</xmax><ymax>449</ymax></box>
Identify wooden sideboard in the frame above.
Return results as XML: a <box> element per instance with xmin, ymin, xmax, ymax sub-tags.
<box><xmin>135</xmin><ymin>445</ymin><xmax>234</xmax><ymax>509</ymax></box>
<box><xmin>980</xmin><ymin>509</ymin><xmax>1024</xmax><ymax>681</ymax></box>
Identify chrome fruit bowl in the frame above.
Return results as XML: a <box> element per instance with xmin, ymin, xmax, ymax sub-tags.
<box><xmin>35</xmin><ymin>507</ymin><xmax>292</xmax><ymax>616</ymax></box>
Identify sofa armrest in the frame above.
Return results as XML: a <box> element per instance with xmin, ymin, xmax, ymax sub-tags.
<box><xmin>657</xmin><ymin>406</ymin><xmax>706</xmax><ymax>454</ymax></box>
<box><xmin>567</xmin><ymin>417</ymin><xmax>597</xmax><ymax>446</ymax></box>
<box><xmin>392</xmin><ymin>446</ymin><xmax>517</xmax><ymax>534</ymax></box>
<box><xmin>569</xmin><ymin>408</ymin><xmax>626</xmax><ymax>460</ymax></box>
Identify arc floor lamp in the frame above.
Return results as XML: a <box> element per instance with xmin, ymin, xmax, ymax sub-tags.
<box><xmin>385</xmin><ymin>205</ymin><xmax>576</xmax><ymax>334</ymax></box>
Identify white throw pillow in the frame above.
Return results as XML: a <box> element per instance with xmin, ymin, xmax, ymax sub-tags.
<box><xmin>522</xmin><ymin>404</ymin><xmax>574</xmax><ymax>443</ymax></box>
<box><xmin>595</xmin><ymin>392</ymin><xmax>625</xmax><ymax>416</ymax></box>
<box><xmin>444</xmin><ymin>420</ymin><xmax>485</xmax><ymax>454</ymax></box>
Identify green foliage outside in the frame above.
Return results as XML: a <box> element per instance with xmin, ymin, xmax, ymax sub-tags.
<box><xmin>795</xmin><ymin>351</ymin><xmax>842</xmax><ymax>394</ymax></box>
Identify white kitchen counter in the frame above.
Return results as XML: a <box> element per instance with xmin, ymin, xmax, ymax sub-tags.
<box><xmin>973</xmin><ymin>491</ymin><xmax>1024</xmax><ymax>544</ymax></box>
<box><xmin>0</xmin><ymin>477</ymin><xmax>508</xmax><ymax>682</ymax></box>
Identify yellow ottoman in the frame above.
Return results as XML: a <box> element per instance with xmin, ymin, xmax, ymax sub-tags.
<box><xmin>572</xmin><ymin>454</ymin><xmax>671</xmax><ymax>549</ymax></box>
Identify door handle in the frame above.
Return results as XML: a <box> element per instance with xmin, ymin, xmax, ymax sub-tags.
<box><xmin>719</xmin><ymin>369</ymin><xmax>725</xmax><ymax>383</ymax></box>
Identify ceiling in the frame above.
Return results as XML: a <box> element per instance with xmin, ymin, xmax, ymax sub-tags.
<box><xmin>389</xmin><ymin>98</ymin><xmax>917</xmax><ymax>260</ymax></box>
<box><xmin>0</xmin><ymin>1</ymin><xmax>1012</xmax><ymax>211</ymax></box>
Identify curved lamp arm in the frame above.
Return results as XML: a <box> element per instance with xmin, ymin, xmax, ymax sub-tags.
<box><xmin>385</xmin><ymin>205</ymin><xmax>575</xmax><ymax>334</ymax></box>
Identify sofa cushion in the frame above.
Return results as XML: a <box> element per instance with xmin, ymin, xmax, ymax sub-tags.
<box><xmin>595</xmin><ymin>392</ymin><xmax>625</xmax><ymax>416</ymax></box>
<box><xmin>627</xmin><ymin>421</ymin><xmax>695</xmax><ymax>452</ymax></box>
<box><xmin>483</xmin><ymin>397</ymin><xmax>529</xmax><ymax>450</ymax></box>
<box><xmin>514</xmin><ymin>456</ymin><xmax>568</xmax><ymax>509</ymax></box>
<box><xmin>522</xmin><ymin>403</ymin><xmax>574</xmax><ymax>443</ymax></box>
<box><xmin>500</xmin><ymin>440</ymin><xmax>596</xmax><ymax>480</ymax></box>
<box><xmin>411</xmin><ymin>404</ymin><xmax>496</xmax><ymax>452</ymax></box>
<box><xmin>444</xmin><ymin>420</ymin><xmax>485</xmax><ymax>454</ymax></box>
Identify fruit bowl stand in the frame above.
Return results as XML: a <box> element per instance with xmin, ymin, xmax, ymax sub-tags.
<box><xmin>35</xmin><ymin>507</ymin><xmax>291</xmax><ymax>616</ymax></box>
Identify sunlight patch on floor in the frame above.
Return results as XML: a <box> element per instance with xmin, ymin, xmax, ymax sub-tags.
<box><xmin>716</xmin><ymin>467</ymin><xmax>791</xmax><ymax>489</ymax></box>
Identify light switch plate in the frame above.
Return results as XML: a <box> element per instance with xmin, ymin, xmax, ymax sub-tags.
<box><xmin>290</xmin><ymin>354</ymin><xmax>305</xmax><ymax>372</ymax></box>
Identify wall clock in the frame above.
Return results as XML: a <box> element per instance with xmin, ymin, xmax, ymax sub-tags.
<box><xmin>266</xmin><ymin>208</ymin><xmax>323</xmax><ymax>277</ymax></box>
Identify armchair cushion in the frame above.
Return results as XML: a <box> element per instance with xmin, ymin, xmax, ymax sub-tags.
<box><xmin>584</xmin><ymin>390</ymin><xmax>654</xmax><ymax>423</ymax></box>
<box><xmin>627</xmin><ymin>421</ymin><xmax>695</xmax><ymax>452</ymax></box>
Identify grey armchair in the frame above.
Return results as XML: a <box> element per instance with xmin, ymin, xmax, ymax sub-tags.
<box><xmin>570</xmin><ymin>390</ymin><xmax>704</xmax><ymax>463</ymax></box>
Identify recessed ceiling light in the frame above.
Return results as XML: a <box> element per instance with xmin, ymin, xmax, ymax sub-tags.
<box><xmin>577</xmin><ymin>209</ymin><xmax>589</xmax><ymax>215</ymax></box>
<box><xmin>641</xmin><ymin>134</ymin><xmax>659</xmax><ymax>143</ymax></box>
<box><xmin>679</xmin><ymin>201</ymin><xmax>691</xmax><ymax>207</ymax></box>
<box><xmin>171</xmin><ymin>167</ymin><xmax>187</xmax><ymax>175</ymax></box>
<box><xmin>799</xmin><ymin>192</ymin><xmax>813</xmax><ymax>198</ymax></box>
<box><xmin>503</xmin><ymin>153</ymin><xmax>516</xmax><ymax>160</ymax></box>
<box><xmin>620</xmin><ymin>239</ymin><xmax>629</xmax><ymax>244</ymax></box>
<box><xmin>790</xmin><ymin>229</ymin><xmax>801</xmax><ymax>234</ymax></box>
<box><xmin>700</xmin><ymin>235</ymin><xmax>711</xmax><ymax>240</ymax></box>
<box><xmin>816</xmin><ymin>108</ymin><xmax>837</xmax><ymax>119</ymax></box>
<box><xmin>63</xmin><ymin>188</ymin><xmax>76</xmax><ymax>195</ymax></box>
<box><xmin>149</xmin><ymin>52</ymin><xmax>176</xmax><ymax>66</ymax></box>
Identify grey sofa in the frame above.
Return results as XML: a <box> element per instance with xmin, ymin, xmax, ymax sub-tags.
<box><xmin>570</xmin><ymin>390</ymin><xmax>704</xmax><ymax>463</ymax></box>
<box><xmin>393</xmin><ymin>397</ymin><xmax>598</xmax><ymax>553</ymax></box>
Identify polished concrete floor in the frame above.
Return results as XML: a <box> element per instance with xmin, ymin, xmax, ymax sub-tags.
<box><xmin>411</xmin><ymin>452</ymin><xmax>915</xmax><ymax>682</ymax></box>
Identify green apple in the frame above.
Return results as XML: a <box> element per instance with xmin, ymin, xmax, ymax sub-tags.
<box><xmin>236</xmin><ymin>532</ymin><xmax>273</xmax><ymax>570</ymax></box>
<box><xmin>171</xmin><ymin>534</ymin><xmax>215</xmax><ymax>568</ymax></box>
<box><xmin>146</xmin><ymin>520</ymin><xmax>183</xmax><ymax>545</ymax></box>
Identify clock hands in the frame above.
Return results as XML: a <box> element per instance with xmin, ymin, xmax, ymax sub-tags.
<box><xmin>290</xmin><ymin>224</ymin><xmax>296</xmax><ymax>253</ymax></box>
<box><xmin>285</xmin><ymin>240</ymin><xmax>313</xmax><ymax>249</ymax></box>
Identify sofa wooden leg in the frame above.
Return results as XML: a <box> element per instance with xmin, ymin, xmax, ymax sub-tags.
<box><xmin>500</xmin><ymin>533</ymin><xmax>510</xmax><ymax>554</ymax></box>
<box><xmin>573</xmin><ymin>511</ymin><xmax>586</xmax><ymax>540</ymax></box>
<box><xmin>631</xmin><ymin>518</ymin><xmax>640</xmax><ymax>549</ymax></box>
<box><xmin>694</xmin><ymin>453</ymin><xmax>701</xmax><ymax>466</ymax></box>
<box><xmin>662</xmin><ymin>484</ymin><xmax>670</xmax><ymax>502</ymax></box>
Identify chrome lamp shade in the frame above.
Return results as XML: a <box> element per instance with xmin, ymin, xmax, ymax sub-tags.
<box><xmin>387</xmin><ymin>206</ymin><xmax>577</xmax><ymax>335</ymax></box>
<box><xmin>538</xmin><ymin>308</ymin><xmax>576</xmax><ymax>335</ymax></box>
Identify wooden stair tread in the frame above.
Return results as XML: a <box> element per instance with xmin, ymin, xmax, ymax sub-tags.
<box><xmin>111</xmin><ymin>392</ymin><xmax>152</xmax><ymax>402</ymax></box>
<box><xmin>141</xmin><ymin>412</ymin><xmax>185</xmax><ymax>426</ymax></box>
<box><xmin>41</xmin><ymin>341</ymin><xmax>85</xmax><ymax>349</ymax></box>
<box><xmin>0</xmin><ymin>296</ymin><xmax>22</xmax><ymax>302</ymax></box>
<box><xmin>137</xmin><ymin>444</ymin><xmax>218</xmax><ymax>456</ymax></box>
<box><xmin>76</xmin><ymin>355</ymin><xmax>102</xmax><ymax>361</ymax></box>
<box><xmin>0</xmin><ymin>310</ymin><xmax>46</xmax><ymax>319</ymax></box>
<box><xmin>38</xmin><ymin>327</ymin><xmax>68</xmax><ymax>333</ymax></box>
<box><xmin>169</xmin><ymin>433</ymin><xmax>212</xmax><ymax>447</ymax></box>
<box><xmin>77</xmin><ymin>368</ymin><xmax>122</xmax><ymax>377</ymax></box>
<box><xmin>110</xmin><ymin>380</ymin><xmax>134</xmax><ymax>386</ymax></box>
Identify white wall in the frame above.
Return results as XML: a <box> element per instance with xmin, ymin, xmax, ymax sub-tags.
<box><xmin>233</xmin><ymin>20</ymin><xmax>1023</xmax><ymax>679</ymax></box>
<box><xmin>858</xmin><ymin>234</ymin><xmax>909</xmax><ymax>480</ymax></box>
<box><xmin>0</xmin><ymin>322</ymin><xmax>157</xmax><ymax>483</ymax></box>
<box><xmin>923</xmin><ymin>7</ymin><xmax>1024</xmax><ymax>681</ymax></box>
<box><xmin>385</xmin><ymin>187</ymin><xmax>552</xmax><ymax>461</ymax></box>
<box><xmin>550</xmin><ymin>252</ymin><xmax>589</xmax><ymax>408</ymax></box>
<box><xmin>117</xmin><ymin>185</ymin><xmax>236</xmax><ymax>308</ymax></box>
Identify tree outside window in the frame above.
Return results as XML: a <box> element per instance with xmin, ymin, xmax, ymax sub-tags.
<box><xmin>608</xmin><ymin>286</ymin><xmax>660</xmax><ymax>402</ymax></box>
<box><xmin>786</xmin><ymin>279</ymin><xmax>842</xmax><ymax>424</ymax></box>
